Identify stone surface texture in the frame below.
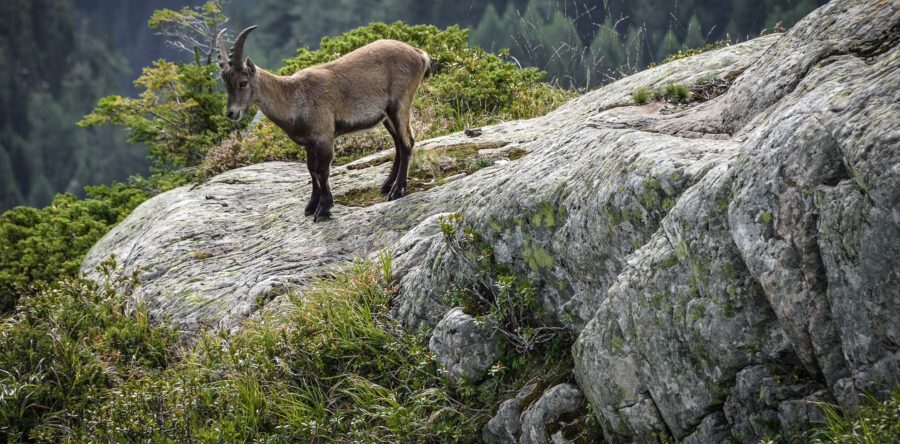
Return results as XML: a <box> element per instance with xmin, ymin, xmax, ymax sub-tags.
<box><xmin>428</xmin><ymin>307</ymin><xmax>501</xmax><ymax>383</ymax></box>
<box><xmin>82</xmin><ymin>1</ymin><xmax>899</xmax><ymax>441</ymax></box>
<box><xmin>518</xmin><ymin>384</ymin><xmax>585</xmax><ymax>444</ymax></box>
<box><xmin>483</xmin><ymin>383</ymin><xmax>540</xmax><ymax>444</ymax></box>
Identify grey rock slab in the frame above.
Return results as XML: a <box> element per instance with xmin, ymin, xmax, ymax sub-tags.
<box><xmin>428</xmin><ymin>307</ymin><xmax>501</xmax><ymax>383</ymax></box>
<box><xmin>729</xmin><ymin>23</ymin><xmax>900</xmax><ymax>392</ymax></box>
<box><xmin>573</xmin><ymin>162</ymin><xmax>792</xmax><ymax>440</ymax></box>
<box><xmin>484</xmin><ymin>383</ymin><xmax>540</xmax><ymax>444</ymax></box>
<box><xmin>681</xmin><ymin>412</ymin><xmax>731</xmax><ymax>444</ymax></box>
<box><xmin>81</xmin><ymin>161</ymin><xmax>452</xmax><ymax>331</ymax></box>
<box><xmin>519</xmin><ymin>384</ymin><xmax>585</xmax><ymax>444</ymax></box>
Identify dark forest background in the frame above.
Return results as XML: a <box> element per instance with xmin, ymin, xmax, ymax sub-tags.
<box><xmin>0</xmin><ymin>0</ymin><xmax>826</xmax><ymax>211</ymax></box>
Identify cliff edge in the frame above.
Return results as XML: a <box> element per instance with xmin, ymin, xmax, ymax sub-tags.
<box><xmin>82</xmin><ymin>1</ymin><xmax>899</xmax><ymax>441</ymax></box>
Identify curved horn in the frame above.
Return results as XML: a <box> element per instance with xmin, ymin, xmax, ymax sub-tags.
<box><xmin>229</xmin><ymin>25</ymin><xmax>258</xmax><ymax>68</ymax></box>
<box><xmin>216</xmin><ymin>28</ymin><xmax>229</xmax><ymax>69</ymax></box>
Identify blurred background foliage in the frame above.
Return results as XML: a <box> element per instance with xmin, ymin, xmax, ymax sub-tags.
<box><xmin>0</xmin><ymin>0</ymin><xmax>825</xmax><ymax>211</ymax></box>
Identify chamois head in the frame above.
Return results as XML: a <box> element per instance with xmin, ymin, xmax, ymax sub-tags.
<box><xmin>217</xmin><ymin>26</ymin><xmax>259</xmax><ymax>121</ymax></box>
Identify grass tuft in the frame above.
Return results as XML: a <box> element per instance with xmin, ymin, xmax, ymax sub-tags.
<box><xmin>632</xmin><ymin>86</ymin><xmax>653</xmax><ymax>104</ymax></box>
<box><xmin>811</xmin><ymin>388</ymin><xmax>900</xmax><ymax>444</ymax></box>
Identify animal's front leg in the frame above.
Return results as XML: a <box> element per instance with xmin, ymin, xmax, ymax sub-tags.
<box><xmin>304</xmin><ymin>150</ymin><xmax>321</xmax><ymax>216</ymax></box>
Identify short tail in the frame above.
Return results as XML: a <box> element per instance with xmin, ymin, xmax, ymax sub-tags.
<box><xmin>420</xmin><ymin>50</ymin><xmax>432</xmax><ymax>79</ymax></box>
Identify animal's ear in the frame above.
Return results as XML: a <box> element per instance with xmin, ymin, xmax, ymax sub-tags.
<box><xmin>246</xmin><ymin>57</ymin><xmax>257</xmax><ymax>75</ymax></box>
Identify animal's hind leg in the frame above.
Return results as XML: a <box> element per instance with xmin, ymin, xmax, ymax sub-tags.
<box><xmin>387</xmin><ymin>106</ymin><xmax>414</xmax><ymax>201</ymax></box>
<box><xmin>381</xmin><ymin>118</ymin><xmax>402</xmax><ymax>196</ymax></box>
<box><xmin>310</xmin><ymin>138</ymin><xmax>335</xmax><ymax>222</ymax></box>
<box><xmin>304</xmin><ymin>149</ymin><xmax>321</xmax><ymax>216</ymax></box>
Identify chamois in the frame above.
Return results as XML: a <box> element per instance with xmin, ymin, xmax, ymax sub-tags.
<box><xmin>216</xmin><ymin>26</ymin><xmax>431</xmax><ymax>222</ymax></box>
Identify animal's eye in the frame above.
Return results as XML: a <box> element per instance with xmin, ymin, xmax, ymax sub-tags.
<box><xmin>239</xmin><ymin>81</ymin><xmax>248</xmax><ymax>88</ymax></box>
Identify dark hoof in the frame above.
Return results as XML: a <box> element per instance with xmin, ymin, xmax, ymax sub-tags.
<box><xmin>313</xmin><ymin>208</ymin><xmax>332</xmax><ymax>222</ymax></box>
<box><xmin>387</xmin><ymin>186</ymin><xmax>406</xmax><ymax>201</ymax></box>
<box><xmin>380</xmin><ymin>182</ymin><xmax>394</xmax><ymax>196</ymax></box>
<box><xmin>304</xmin><ymin>200</ymin><xmax>319</xmax><ymax>216</ymax></box>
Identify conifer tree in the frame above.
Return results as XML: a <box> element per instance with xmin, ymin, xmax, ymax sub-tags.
<box><xmin>0</xmin><ymin>148</ymin><xmax>22</xmax><ymax>209</ymax></box>
<box><xmin>683</xmin><ymin>15</ymin><xmax>705</xmax><ymax>49</ymax></box>
<box><xmin>656</xmin><ymin>28</ymin><xmax>681</xmax><ymax>62</ymax></box>
<box><xmin>587</xmin><ymin>19</ymin><xmax>625</xmax><ymax>85</ymax></box>
<box><xmin>472</xmin><ymin>3</ymin><xmax>515</xmax><ymax>52</ymax></box>
<box><xmin>536</xmin><ymin>11</ymin><xmax>583</xmax><ymax>88</ymax></box>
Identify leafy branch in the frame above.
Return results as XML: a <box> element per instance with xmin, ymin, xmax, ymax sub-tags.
<box><xmin>148</xmin><ymin>0</ymin><xmax>229</xmax><ymax>66</ymax></box>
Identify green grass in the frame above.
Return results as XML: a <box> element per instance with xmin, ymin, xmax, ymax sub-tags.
<box><xmin>0</xmin><ymin>258</ymin><xmax>178</xmax><ymax>442</ymax></box>
<box><xmin>1</xmin><ymin>254</ymin><xmax>594</xmax><ymax>442</ymax></box>
<box><xmin>663</xmin><ymin>83</ymin><xmax>691</xmax><ymax>102</ymax></box>
<box><xmin>811</xmin><ymin>388</ymin><xmax>900</xmax><ymax>443</ymax></box>
<box><xmin>631</xmin><ymin>83</ymin><xmax>692</xmax><ymax>105</ymax></box>
<box><xmin>632</xmin><ymin>86</ymin><xmax>653</xmax><ymax>104</ymax></box>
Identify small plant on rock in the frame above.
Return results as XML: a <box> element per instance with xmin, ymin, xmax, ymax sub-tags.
<box><xmin>662</xmin><ymin>83</ymin><xmax>691</xmax><ymax>102</ymax></box>
<box><xmin>631</xmin><ymin>82</ymin><xmax>692</xmax><ymax>105</ymax></box>
<box><xmin>632</xmin><ymin>86</ymin><xmax>653</xmax><ymax>104</ymax></box>
<box><xmin>438</xmin><ymin>213</ymin><xmax>567</xmax><ymax>353</ymax></box>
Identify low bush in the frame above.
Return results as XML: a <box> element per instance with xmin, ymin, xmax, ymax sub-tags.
<box><xmin>0</xmin><ymin>260</ymin><xmax>178</xmax><ymax>442</ymax></box>
<box><xmin>0</xmin><ymin>184</ymin><xmax>145</xmax><ymax>312</ymax></box>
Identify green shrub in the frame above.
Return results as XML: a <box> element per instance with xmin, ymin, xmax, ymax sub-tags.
<box><xmin>0</xmin><ymin>185</ymin><xmax>143</xmax><ymax>312</ymax></box>
<box><xmin>0</xmin><ymin>260</ymin><xmax>178</xmax><ymax>442</ymax></box>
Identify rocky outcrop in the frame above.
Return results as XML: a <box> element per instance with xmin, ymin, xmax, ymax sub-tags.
<box><xmin>484</xmin><ymin>383</ymin><xmax>586</xmax><ymax>444</ymax></box>
<box><xmin>429</xmin><ymin>307</ymin><xmax>501</xmax><ymax>383</ymax></box>
<box><xmin>518</xmin><ymin>384</ymin><xmax>585</xmax><ymax>444</ymax></box>
<box><xmin>82</xmin><ymin>1</ymin><xmax>899</xmax><ymax>442</ymax></box>
<box><xmin>484</xmin><ymin>383</ymin><xmax>540</xmax><ymax>443</ymax></box>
